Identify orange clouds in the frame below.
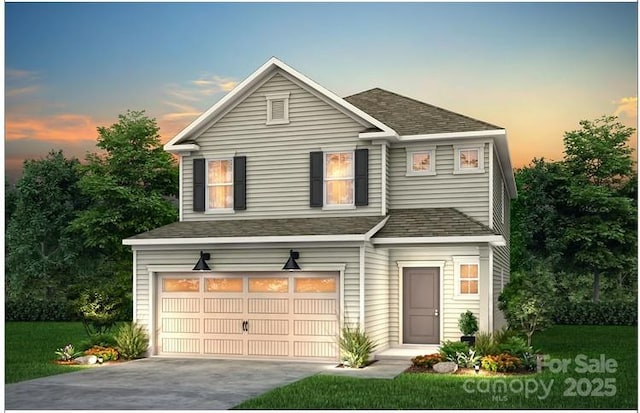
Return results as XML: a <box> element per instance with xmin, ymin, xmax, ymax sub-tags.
<box><xmin>5</xmin><ymin>113</ymin><xmax>98</xmax><ymax>143</ymax></box>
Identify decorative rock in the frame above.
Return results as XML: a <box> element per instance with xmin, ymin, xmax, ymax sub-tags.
<box><xmin>432</xmin><ymin>361</ymin><xmax>458</xmax><ymax>374</ymax></box>
<box><xmin>74</xmin><ymin>355</ymin><xmax>97</xmax><ymax>365</ymax></box>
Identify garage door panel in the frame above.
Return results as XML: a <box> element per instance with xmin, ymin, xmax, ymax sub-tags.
<box><xmin>294</xmin><ymin>320</ymin><xmax>337</xmax><ymax>336</ymax></box>
<box><xmin>162</xmin><ymin>318</ymin><xmax>200</xmax><ymax>333</ymax></box>
<box><xmin>204</xmin><ymin>339</ymin><xmax>243</xmax><ymax>355</ymax></box>
<box><xmin>162</xmin><ymin>297</ymin><xmax>200</xmax><ymax>313</ymax></box>
<box><xmin>162</xmin><ymin>338</ymin><xmax>199</xmax><ymax>354</ymax></box>
<box><xmin>248</xmin><ymin>298</ymin><xmax>288</xmax><ymax>314</ymax></box>
<box><xmin>247</xmin><ymin>319</ymin><xmax>288</xmax><ymax>335</ymax></box>
<box><xmin>204</xmin><ymin>297</ymin><xmax>243</xmax><ymax>313</ymax></box>
<box><xmin>158</xmin><ymin>272</ymin><xmax>339</xmax><ymax>360</ymax></box>
<box><xmin>294</xmin><ymin>298</ymin><xmax>336</xmax><ymax>315</ymax></box>
<box><xmin>248</xmin><ymin>340</ymin><xmax>289</xmax><ymax>357</ymax></box>
<box><xmin>204</xmin><ymin>318</ymin><xmax>244</xmax><ymax>334</ymax></box>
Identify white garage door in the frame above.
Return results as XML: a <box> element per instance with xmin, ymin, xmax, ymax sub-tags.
<box><xmin>156</xmin><ymin>272</ymin><xmax>339</xmax><ymax>361</ymax></box>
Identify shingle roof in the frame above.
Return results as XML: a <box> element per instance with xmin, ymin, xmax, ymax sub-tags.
<box><xmin>373</xmin><ymin>208</ymin><xmax>498</xmax><ymax>238</ymax></box>
<box><xmin>126</xmin><ymin>215</ymin><xmax>386</xmax><ymax>240</ymax></box>
<box><xmin>127</xmin><ymin>208</ymin><xmax>497</xmax><ymax>242</ymax></box>
<box><xmin>344</xmin><ymin>88</ymin><xmax>502</xmax><ymax>136</ymax></box>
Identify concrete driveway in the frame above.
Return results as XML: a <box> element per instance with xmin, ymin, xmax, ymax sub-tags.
<box><xmin>5</xmin><ymin>358</ymin><xmax>328</xmax><ymax>410</ymax></box>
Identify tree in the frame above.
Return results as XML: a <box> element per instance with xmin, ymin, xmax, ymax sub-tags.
<box><xmin>5</xmin><ymin>151</ymin><xmax>87</xmax><ymax>299</ymax></box>
<box><xmin>70</xmin><ymin>110</ymin><xmax>179</xmax><ymax>260</ymax></box>
<box><xmin>499</xmin><ymin>262</ymin><xmax>557</xmax><ymax>346</ymax></box>
<box><xmin>561</xmin><ymin>116</ymin><xmax>636</xmax><ymax>302</ymax></box>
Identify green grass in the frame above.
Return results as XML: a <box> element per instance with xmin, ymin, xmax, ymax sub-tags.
<box><xmin>5</xmin><ymin>322</ymin><xmax>89</xmax><ymax>384</ymax></box>
<box><xmin>235</xmin><ymin>325</ymin><xmax>638</xmax><ymax>409</ymax></box>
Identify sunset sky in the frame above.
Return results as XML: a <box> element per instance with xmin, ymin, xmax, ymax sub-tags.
<box><xmin>4</xmin><ymin>2</ymin><xmax>638</xmax><ymax>183</ymax></box>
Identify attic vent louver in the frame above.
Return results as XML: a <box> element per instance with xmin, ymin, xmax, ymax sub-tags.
<box><xmin>265</xmin><ymin>92</ymin><xmax>290</xmax><ymax>125</ymax></box>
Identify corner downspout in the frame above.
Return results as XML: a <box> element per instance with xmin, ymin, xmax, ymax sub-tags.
<box><xmin>380</xmin><ymin>142</ymin><xmax>387</xmax><ymax>216</ymax></box>
<box><xmin>488</xmin><ymin>247</ymin><xmax>494</xmax><ymax>332</ymax></box>
<box><xmin>132</xmin><ymin>249</ymin><xmax>137</xmax><ymax>323</ymax></box>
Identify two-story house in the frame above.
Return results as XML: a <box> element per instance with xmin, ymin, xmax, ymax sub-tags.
<box><xmin>123</xmin><ymin>57</ymin><xmax>517</xmax><ymax>362</ymax></box>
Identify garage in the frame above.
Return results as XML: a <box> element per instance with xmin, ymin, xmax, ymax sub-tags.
<box><xmin>156</xmin><ymin>271</ymin><xmax>340</xmax><ymax>361</ymax></box>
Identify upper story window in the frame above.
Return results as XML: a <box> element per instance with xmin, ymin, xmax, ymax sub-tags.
<box><xmin>265</xmin><ymin>92</ymin><xmax>290</xmax><ymax>125</ymax></box>
<box><xmin>454</xmin><ymin>145</ymin><xmax>484</xmax><ymax>174</ymax></box>
<box><xmin>324</xmin><ymin>151</ymin><xmax>354</xmax><ymax>207</ymax></box>
<box><xmin>406</xmin><ymin>148</ymin><xmax>436</xmax><ymax>176</ymax></box>
<box><xmin>207</xmin><ymin>159</ymin><xmax>233</xmax><ymax>210</ymax></box>
<box><xmin>453</xmin><ymin>256</ymin><xmax>480</xmax><ymax>298</ymax></box>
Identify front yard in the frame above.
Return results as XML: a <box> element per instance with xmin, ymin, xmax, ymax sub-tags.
<box><xmin>6</xmin><ymin>323</ymin><xmax>637</xmax><ymax>409</ymax></box>
<box><xmin>235</xmin><ymin>325</ymin><xmax>637</xmax><ymax>409</ymax></box>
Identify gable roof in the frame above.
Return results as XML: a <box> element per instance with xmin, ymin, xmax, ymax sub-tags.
<box><xmin>345</xmin><ymin>88</ymin><xmax>502</xmax><ymax>136</ymax></box>
<box><xmin>164</xmin><ymin>58</ymin><xmax>397</xmax><ymax>151</ymax></box>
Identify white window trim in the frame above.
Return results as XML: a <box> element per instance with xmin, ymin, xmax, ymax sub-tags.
<box><xmin>453</xmin><ymin>255</ymin><xmax>480</xmax><ymax>299</ymax></box>
<box><xmin>323</xmin><ymin>150</ymin><xmax>355</xmax><ymax>209</ymax></box>
<box><xmin>453</xmin><ymin>145</ymin><xmax>484</xmax><ymax>174</ymax></box>
<box><xmin>406</xmin><ymin>147</ymin><xmax>436</xmax><ymax>176</ymax></box>
<box><xmin>206</xmin><ymin>157</ymin><xmax>234</xmax><ymax>213</ymax></box>
<box><xmin>265</xmin><ymin>92</ymin><xmax>290</xmax><ymax>125</ymax></box>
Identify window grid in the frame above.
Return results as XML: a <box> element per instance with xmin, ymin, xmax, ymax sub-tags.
<box><xmin>324</xmin><ymin>151</ymin><xmax>354</xmax><ymax>206</ymax></box>
<box><xmin>207</xmin><ymin>159</ymin><xmax>233</xmax><ymax>210</ymax></box>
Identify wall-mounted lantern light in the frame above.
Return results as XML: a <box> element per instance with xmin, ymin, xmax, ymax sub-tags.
<box><xmin>282</xmin><ymin>250</ymin><xmax>301</xmax><ymax>271</ymax></box>
<box><xmin>193</xmin><ymin>251</ymin><xmax>211</xmax><ymax>271</ymax></box>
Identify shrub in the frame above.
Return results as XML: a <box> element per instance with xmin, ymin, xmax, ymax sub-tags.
<box><xmin>473</xmin><ymin>331</ymin><xmax>499</xmax><ymax>356</ymax></box>
<box><xmin>79</xmin><ymin>333</ymin><xmax>118</xmax><ymax>351</ymax></box>
<box><xmin>339</xmin><ymin>325</ymin><xmax>377</xmax><ymax>368</ymax></box>
<box><xmin>6</xmin><ymin>297</ymin><xmax>72</xmax><ymax>321</ymax></box>
<box><xmin>553</xmin><ymin>300</ymin><xmax>637</xmax><ymax>325</ymax></box>
<box><xmin>438</xmin><ymin>340</ymin><xmax>469</xmax><ymax>362</ymax></box>
<box><xmin>114</xmin><ymin>322</ymin><xmax>149</xmax><ymax>360</ymax></box>
<box><xmin>74</xmin><ymin>288</ymin><xmax>123</xmax><ymax>336</ymax></box>
<box><xmin>458</xmin><ymin>310</ymin><xmax>479</xmax><ymax>336</ymax></box>
<box><xmin>456</xmin><ymin>349</ymin><xmax>481</xmax><ymax>368</ymax></box>
<box><xmin>55</xmin><ymin>344</ymin><xmax>83</xmax><ymax>361</ymax></box>
<box><xmin>84</xmin><ymin>345</ymin><xmax>119</xmax><ymax>361</ymax></box>
<box><xmin>492</xmin><ymin>326</ymin><xmax>518</xmax><ymax>345</ymax></box>
<box><xmin>481</xmin><ymin>353</ymin><xmax>523</xmax><ymax>373</ymax></box>
<box><xmin>497</xmin><ymin>336</ymin><xmax>534</xmax><ymax>359</ymax></box>
<box><xmin>411</xmin><ymin>353</ymin><xmax>443</xmax><ymax>368</ymax></box>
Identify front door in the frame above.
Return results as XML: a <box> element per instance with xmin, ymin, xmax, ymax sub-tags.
<box><xmin>403</xmin><ymin>267</ymin><xmax>439</xmax><ymax>344</ymax></box>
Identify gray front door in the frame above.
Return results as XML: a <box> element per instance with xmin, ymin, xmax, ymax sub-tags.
<box><xmin>403</xmin><ymin>267</ymin><xmax>439</xmax><ymax>344</ymax></box>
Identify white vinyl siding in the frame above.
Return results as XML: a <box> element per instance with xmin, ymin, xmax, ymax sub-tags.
<box><xmin>364</xmin><ymin>244</ymin><xmax>390</xmax><ymax>351</ymax></box>
<box><xmin>388</xmin><ymin>142</ymin><xmax>490</xmax><ymax>225</ymax></box>
<box><xmin>388</xmin><ymin>246</ymin><xmax>488</xmax><ymax>343</ymax></box>
<box><xmin>491</xmin><ymin>152</ymin><xmax>510</xmax><ymax>330</ymax></box>
<box><xmin>181</xmin><ymin>72</ymin><xmax>382</xmax><ymax>220</ymax></box>
<box><xmin>133</xmin><ymin>245</ymin><xmax>362</xmax><ymax>352</ymax></box>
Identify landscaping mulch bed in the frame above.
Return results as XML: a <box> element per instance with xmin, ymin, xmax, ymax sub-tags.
<box><xmin>404</xmin><ymin>365</ymin><xmax>533</xmax><ymax>376</ymax></box>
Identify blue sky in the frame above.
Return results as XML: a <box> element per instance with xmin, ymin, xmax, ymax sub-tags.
<box><xmin>5</xmin><ymin>2</ymin><xmax>638</xmax><ymax>182</ymax></box>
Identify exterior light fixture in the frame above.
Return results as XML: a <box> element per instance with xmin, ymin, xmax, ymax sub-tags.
<box><xmin>474</xmin><ymin>364</ymin><xmax>480</xmax><ymax>374</ymax></box>
<box><xmin>193</xmin><ymin>251</ymin><xmax>211</xmax><ymax>271</ymax></box>
<box><xmin>282</xmin><ymin>250</ymin><xmax>301</xmax><ymax>271</ymax></box>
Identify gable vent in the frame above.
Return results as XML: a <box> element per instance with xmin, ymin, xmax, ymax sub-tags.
<box><xmin>271</xmin><ymin>99</ymin><xmax>285</xmax><ymax>120</ymax></box>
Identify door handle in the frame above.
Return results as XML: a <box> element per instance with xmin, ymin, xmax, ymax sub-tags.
<box><xmin>434</xmin><ymin>309</ymin><xmax>439</xmax><ymax>317</ymax></box>
<box><xmin>242</xmin><ymin>321</ymin><xmax>247</xmax><ymax>332</ymax></box>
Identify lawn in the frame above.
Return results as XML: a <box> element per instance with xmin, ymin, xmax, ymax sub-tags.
<box><xmin>235</xmin><ymin>325</ymin><xmax>638</xmax><ymax>409</ymax></box>
<box><xmin>5</xmin><ymin>322</ymin><xmax>88</xmax><ymax>384</ymax></box>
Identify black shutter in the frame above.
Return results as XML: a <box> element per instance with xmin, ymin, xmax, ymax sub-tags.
<box><xmin>193</xmin><ymin>158</ymin><xmax>206</xmax><ymax>212</ymax></box>
<box><xmin>355</xmin><ymin>148</ymin><xmax>369</xmax><ymax>206</ymax></box>
<box><xmin>233</xmin><ymin>156</ymin><xmax>246</xmax><ymax>210</ymax></box>
<box><xmin>310</xmin><ymin>151</ymin><xmax>323</xmax><ymax>207</ymax></box>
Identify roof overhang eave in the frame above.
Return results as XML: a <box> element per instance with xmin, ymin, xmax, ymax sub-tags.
<box><xmin>123</xmin><ymin>234</ymin><xmax>369</xmax><ymax>246</ymax></box>
<box><xmin>371</xmin><ymin>235</ymin><xmax>506</xmax><ymax>245</ymax></box>
<box><xmin>164</xmin><ymin>143</ymin><xmax>200</xmax><ymax>153</ymax></box>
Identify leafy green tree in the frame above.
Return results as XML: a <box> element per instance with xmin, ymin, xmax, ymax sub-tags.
<box><xmin>499</xmin><ymin>262</ymin><xmax>557</xmax><ymax>346</ymax></box>
<box><xmin>5</xmin><ymin>151</ymin><xmax>87</xmax><ymax>299</ymax></box>
<box><xmin>71</xmin><ymin>110</ymin><xmax>179</xmax><ymax>259</ymax></box>
<box><xmin>561</xmin><ymin>116</ymin><xmax>636</xmax><ymax>302</ymax></box>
